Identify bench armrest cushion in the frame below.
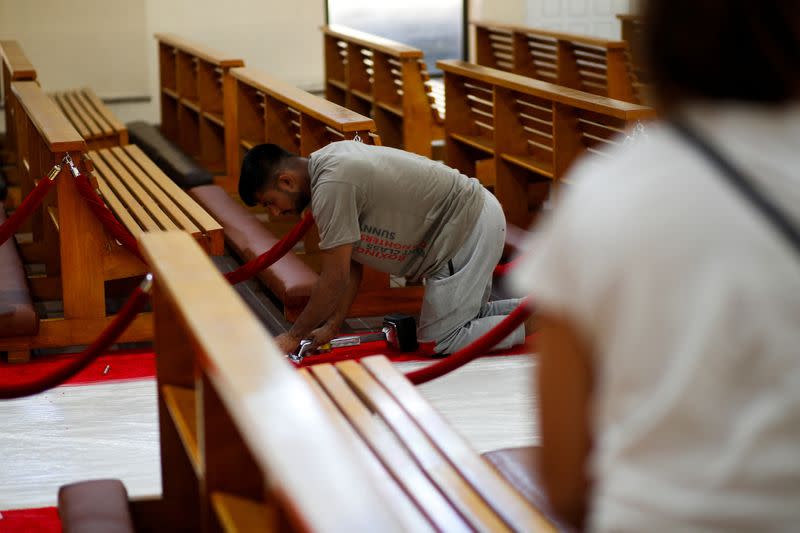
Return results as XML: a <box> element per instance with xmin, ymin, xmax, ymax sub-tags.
<box><xmin>0</xmin><ymin>205</ymin><xmax>38</xmax><ymax>336</ymax></box>
<box><xmin>58</xmin><ymin>479</ymin><xmax>135</xmax><ymax>533</ymax></box>
<box><xmin>189</xmin><ymin>185</ymin><xmax>317</xmax><ymax>308</ymax></box>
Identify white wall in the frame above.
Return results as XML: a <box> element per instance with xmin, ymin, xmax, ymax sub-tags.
<box><xmin>525</xmin><ymin>0</ymin><xmax>633</xmax><ymax>39</ymax></box>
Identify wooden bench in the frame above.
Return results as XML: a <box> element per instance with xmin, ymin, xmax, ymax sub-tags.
<box><xmin>192</xmin><ymin>66</ymin><xmax>424</xmax><ymax>319</ymax></box>
<box><xmin>473</xmin><ymin>21</ymin><xmax>646</xmax><ymax>105</ymax></box>
<box><xmin>155</xmin><ymin>33</ymin><xmax>244</xmax><ymax>192</ymax></box>
<box><xmin>439</xmin><ymin>59</ymin><xmax>655</xmax><ymax>227</ymax></box>
<box><xmin>1</xmin><ymin>41</ymin><xmax>127</xmax><ymax>161</ymax></box>
<box><xmin>50</xmin><ymin>87</ymin><xmax>128</xmax><ymax>150</ymax></box>
<box><xmin>132</xmin><ymin>229</ymin><xmax>557</xmax><ymax>532</ymax></box>
<box><xmin>4</xmin><ymin>80</ymin><xmax>222</xmax><ymax>361</ymax></box>
<box><xmin>321</xmin><ymin>24</ymin><xmax>444</xmax><ymax>159</ymax></box>
<box><xmin>0</xmin><ymin>40</ymin><xmax>37</xmax><ymax>170</ymax></box>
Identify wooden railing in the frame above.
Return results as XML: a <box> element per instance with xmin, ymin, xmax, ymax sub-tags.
<box><xmin>439</xmin><ymin>59</ymin><xmax>655</xmax><ymax>227</ymax></box>
<box><xmin>155</xmin><ymin>33</ymin><xmax>244</xmax><ymax>191</ymax></box>
<box><xmin>617</xmin><ymin>14</ymin><xmax>647</xmax><ymax>81</ymax></box>
<box><xmin>321</xmin><ymin>25</ymin><xmax>443</xmax><ymax>158</ymax></box>
<box><xmin>0</xmin><ymin>40</ymin><xmax>37</xmax><ymax>169</ymax></box>
<box><xmin>472</xmin><ymin>21</ymin><xmax>646</xmax><ymax>104</ymax></box>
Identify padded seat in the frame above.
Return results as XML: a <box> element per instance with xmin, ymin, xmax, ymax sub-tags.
<box><xmin>126</xmin><ymin>120</ymin><xmax>213</xmax><ymax>188</ymax></box>
<box><xmin>189</xmin><ymin>184</ymin><xmax>317</xmax><ymax>312</ymax></box>
<box><xmin>482</xmin><ymin>446</ymin><xmax>572</xmax><ymax>531</ymax></box>
<box><xmin>0</xmin><ymin>205</ymin><xmax>38</xmax><ymax>337</ymax></box>
<box><xmin>58</xmin><ymin>479</ymin><xmax>135</xmax><ymax>533</ymax></box>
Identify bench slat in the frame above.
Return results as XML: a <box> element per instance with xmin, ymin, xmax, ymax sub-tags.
<box><xmin>125</xmin><ymin>145</ymin><xmax>223</xmax><ymax>242</ymax></box>
<box><xmin>309</xmin><ymin>363</ymin><xmax>471</xmax><ymax>533</ymax></box>
<box><xmin>91</xmin><ymin>151</ymin><xmax>162</xmax><ymax>233</ymax></box>
<box><xmin>81</xmin><ymin>88</ymin><xmax>127</xmax><ymax>136</ymax></box>
<box><xmin>64</xmin><ymin>90</ymin><xmax>104</xmax><ymax>138</ymax></box>
<box><xmin>336</xmin><ymin>360</ymin><xmax>512</xmax><ymax>532</ymax></box>
<box><xmin>75</xmin><ymin>89</ymin><xmax>115</xmax><ymax>136</ymax></box>
<box><xmin>94</xmin><ymin>172</ymin><xmax>147</xmax><ymax>239</ymax></box>
<box><xmin>362</xmin><ymin>356</ymin><xmax>558</xmax><ymax>532</ymax></box>
<box><xmin>110</xmin><ymin>146</ymin><xmax>201</xmax><ymax>235</ymax></box>
<box><xmin>95</xmin><ymin>148</ymin><xmax>180</xmax><ymax>231</ymax></box>
<box><xmin>300</xmin><ymin>370</ymin><xmax>435</xmax><ymax>533</ymax></box>
<box><xmin>51</xmin><ymin>92</ymin><xmax>92</xmax><ymax>139</ymax></box>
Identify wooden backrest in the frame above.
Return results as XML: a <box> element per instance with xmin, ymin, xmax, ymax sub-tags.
<box><xmin>321</xmin><ymin>25</ymin><xmax>441</xmax><ymax>157</ymax></box>
<box><xmin>155</xmin><ymin>34</ymin><xmax>244</xmax><ymax>187</ymax></box>
<box><xmin>230</xmin><ymin>66</ymin><xmax>380</xmax><ymax>178</ymax></box>
<box><xmin>140</xmin><ymin>230</ymin><xmax>406</xmax><ymax>532</ymax></box>
<box><xmin>1</xmin><ymin>41</ymin><xmax>38</xmax><ymax>161</ymax></box>
<box><xmin>472</xmin><ymin>21</ymin><xmax>644</xmax><ymax>104</ymax></box>
<box><xmin>439</xmin><ymin>59</ymin><xmax>655</xmax><ymax>226</ymax></box>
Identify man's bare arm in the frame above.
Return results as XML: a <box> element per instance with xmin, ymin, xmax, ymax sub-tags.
<box><xmin>308</xmin><ymin>261</ymin><xmax>363</xmax><ymax>348</ymax></box>
<box><xmin>275</xmin><ymin>244</ymin><xmax>353</xmax><ymax>352</ymax></box>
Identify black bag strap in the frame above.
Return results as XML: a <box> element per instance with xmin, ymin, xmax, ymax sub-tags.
<box><xmin>671</xmin><ymin>119</ymin><xmax>800</xmax><ymax>257</ymax></box>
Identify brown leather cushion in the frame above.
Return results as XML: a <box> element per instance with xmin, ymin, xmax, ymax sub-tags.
<box><xmin>0</xmin><ymin>205</ymin><xmax>38</xmax><ymax>337</ymax></box>
<box><xmin>189</xmin><ymin>185</ymin><xmax>317</xmax><ymax>309</ymax></box>
<box><xmin>482</xmin><ymin>446</ymin><xmax>572</xmax><ymax>531</ymax></box>
<box><xmin>58</xmin><ymin>479</ymin><xmax>135</xmax><ymax>533</ymax></box>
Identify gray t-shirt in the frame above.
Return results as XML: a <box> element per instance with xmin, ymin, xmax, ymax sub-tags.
<box><xmin>308</xmin><ymin>141</ymin><xmax>484</xmax><ymax>280</ymax></box>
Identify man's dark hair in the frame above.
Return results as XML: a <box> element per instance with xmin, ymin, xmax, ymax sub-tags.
<box><xmin>238</xmin><ymin>144</ymin><xmax>296</xmax><ymax>206</ymax></box>
<box><xmin>643</xmin><ymin>0</ymin><xmax>800</xmax><ymax>107</ymax></box>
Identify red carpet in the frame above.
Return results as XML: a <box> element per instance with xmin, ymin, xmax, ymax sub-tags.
<box><xmin>297</xmin><ymin>334</ymin><xmax>536</xmax><ymax>367</ymax></box>
<box><xmin>0</xmin><ymin>507</ymin><xmax>60</xmax><ymax>532</ymax></box>
<box><xmin>0</xmin><ymin>348</ymin><xmax>156</xmax><ymax>389</ymax></box>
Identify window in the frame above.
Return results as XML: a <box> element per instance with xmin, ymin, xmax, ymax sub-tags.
<box><xmin>326</xmin><ymin>0</ymin><xmax>466</xmax><ymax>74</ymax></box>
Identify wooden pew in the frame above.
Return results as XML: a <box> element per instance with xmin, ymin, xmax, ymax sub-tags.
<box><xmin>472</xmin><ymin>21</ymin><xmax>646</xmax><ymax>105</ymax></box>
<box><xmin>439</xmin><ymin>59</ymin><xmax>655</xmax><ymax>227</ymax></box>
<box><xmin>155</xmin><ymin>33</ymin><xmax>244</xmax><ymax>192</ymax></box>
<box><xmin>50</xmin><ymin>88</ymin><xmax>128</xmax><ymax>150</ymax></box>
<box><xmin>1</xmin><ymin>41</ymin><xmax>128</xmax><ymax>159</ymax></box>
<box><xmin>135</xmin><ymin>229</ymin><xmax>556</xmax><ymax>532</ymax></box>
<box><xmin>321</xmin><ymin>25</ymin><xmax>444</xmax><ymax>159</ymax></box>
<box><xmin>0</xmin><ymin>40</ymin><xmax>37</xmax><ymax>169</ymax></box>
<box><xmin>4</xmin><ymin>80</ymin><xmax>222</xmax><ymax>360</ymax></box>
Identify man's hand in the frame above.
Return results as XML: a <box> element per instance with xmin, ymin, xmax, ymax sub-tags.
<box><xmin>308</xmin><ymin>322</ymin><xmax>339</xmax><ymax>350</ymax></box>
<box><xmin>274</xmin><ymin>332</ymin><xmax>302</xmax><ymax>355</ymax></box>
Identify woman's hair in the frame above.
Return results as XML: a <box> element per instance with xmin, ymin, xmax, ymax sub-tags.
<box><xmin>643</xmin><ymin>0</ymin><xmax>800</xmax><ymax>106</ymax></box>
<box><xmin>238</xmin><ymin>144</ymin><xmax>295</xmax><ymax>206</ymax></box>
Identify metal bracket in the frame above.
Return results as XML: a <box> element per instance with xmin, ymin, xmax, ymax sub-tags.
<box><xmin>287</xmin><ymin>339</ymin><xmax>313</xmax><ymax>363</ymax></box>
<box><xmin>139</xmin><ymin>273</ymin><xmax>154</xmax><ymax>294</ymax></box>
<box><xmin>63</xmin><ymin>153</ymin><xmax>81</xmax><ymax>178</ymax></box>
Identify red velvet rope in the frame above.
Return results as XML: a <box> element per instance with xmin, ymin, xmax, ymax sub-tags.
<box><xmin>405</xmin><ymin>298</ymin><xmax>533</xmax><ymax>385</ymax></box>
<box><xmin>73</xmin><ymin>172</ymin><xmax>145</xmax><ymax>261</ymax></box>
<box><xmin>225</xmin><ymin>211</ymin><xmax>315</xmax><ymax>285</ymax></box>
<box><xmin>0</xmin><ymin>173</ymin><xmax>56</xmax><ymax>247</ymax></box>
<box><xmin>493</xmin><ymin>255</ymin><xmax>522</xmax><ymax>277</ymax></box>
<box><xmin>0</xmin><ymin>285</ymin><xmax>150</xmax><ymax>399</ymax></box>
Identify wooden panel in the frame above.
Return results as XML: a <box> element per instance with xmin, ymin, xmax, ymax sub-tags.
<box><xmin>336</xmin><ymin>360</ymin><xmax>511</xmax><ymax>532</ymax></box>
<box><xmin>361</xmin><ymin>356</ymin><xmax>558</xmax><ymax>532</ymax></box>
<box><xmin>309</xmin><ymin>363</ymin><xmax>470</xmax><ymax>532</ymax></box>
